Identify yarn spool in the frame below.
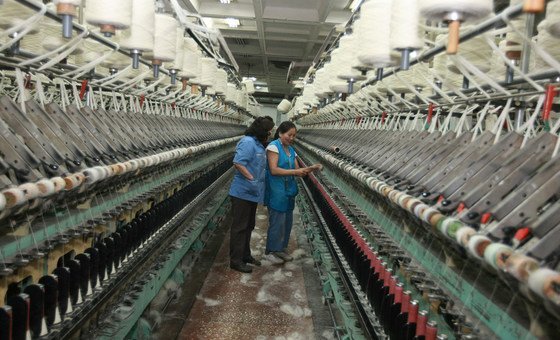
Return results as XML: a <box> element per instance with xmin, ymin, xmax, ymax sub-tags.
<box><xmin>277</xmin><ymin>99</ymin><xmax>292</xmax><ymax>113</ymax></box>
<box><xmin>121</xmin><ymin>0</ymin><xmax>155</xmax><ymax>69</ymax></box>
<box><xmin>528</xmin><ymin>268</ymin><xmax>560</xmax><ymax>303</ymax></box>
<box><xmin>152</xmin><ymin>13</ymin><xmax>177</xmax><ymax>78</ymax></box>
<box><xmin>85</xmin><ymin>0</ymin><xmax>132</xmax><ymax>36</ymax></box>
<box><xmin>214</xmin><ymin>69</ymin><xmax>228</xmax><ymax>95</ymax></box>
<box><xmin>391</xmin><ymin>0</ymin><xmax>422</xmax><ymax>69</ymax></box>
<box><xmin>357</xmin><ymin>0</ymin><xmax>393</xmax><ymax>68</ymax></box>
<box><xmin>182</xmin><ymin>50</ymin><xmax>201</xmax><ymax>81</ymax></box>
<box><xmin>166</xmin><ymin>27</ymin><xmax>185</xmax><ymax>84</ymax></box>
<box><xmin>547</xmin><ymin>1</ymin><xmax>560</xmax><ymax>37</ymax></box>
<box><xmin>242</xmin><ymin>79</ymin><xmax>255</xmax><ymax>94</ymax></box>
<box><xmin>2</xmin><ymin>187</ymin><xmax>26</xmax><ymax>208</ymax></box>
<box><xmin>199</xmin><ymin>57</ymin><xmax>217</xmax><ymax>88</ymax></box>
<box><xmin>335</xmin><ymin>35</ymin><xmax>366</xmax><ymax>81</ymax></box>
<box><xmin>225</xmin><ymin>83</ymin><xmax>237</xmax><ymax>103</ymax></box>
<box><xmin>532</xmin><ymin>20</ymin><xmax>560</xmax><ymax>72</ymax></box>
<box><xmin>0</xmin><ymin>190</ymin><xmax>5</xmax><ymax>211</ymax></box>
<box><xmin>419</xmin><ymin>0</ymin><xmax>493</xmax><ymax>54</ymax></box>
<box><xmin>54</xmin><ymin>0</ymin><xmax>81</xmax><ymax>38</ymax></box>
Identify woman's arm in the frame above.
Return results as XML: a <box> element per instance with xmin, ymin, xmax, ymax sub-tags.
<box><xmin>233</xmin><ymin>163</ymin><xmax>254</xmax><ymax>180</ymax></box>
<box><xmin>267</xmin><ymin>150</ymin><xmax>308</xmax><ymax>177</ymax></box>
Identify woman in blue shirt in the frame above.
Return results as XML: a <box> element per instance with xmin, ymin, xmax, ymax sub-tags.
<box><xmin>264</xmin><ymin>121</ymin><xmax>321</xmax><ymax>263</ymax></box>
<box><xmin>229</xmin><ymin>116</ymin><xmax>275</xmax><ymax>273</ymax></box>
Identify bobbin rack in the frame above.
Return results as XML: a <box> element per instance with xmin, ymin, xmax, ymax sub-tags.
<box><xmin>289</xmin><ymin>0</ymin><xmax>560</xmax><ymax>339</ymax></box>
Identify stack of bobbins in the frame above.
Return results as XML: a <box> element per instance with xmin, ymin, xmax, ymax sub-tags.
<box><xmin>85</xmin><ymin>0</ymin><xmax>132</xmax><ymax>37</ymax></box>
<box><xmin>546</xmin><ymin>0</ymin><xmax>560</xmax><ymax>38</ymax></box>
<box><xmin>54</xmin><ymin>0</ymin><xmax>81</xmax><ymax>38</ymax></box>
<box><xmin>419</xmin><ymin>0</ymin><xmax>493</xmax><ymax>54</ymax></box>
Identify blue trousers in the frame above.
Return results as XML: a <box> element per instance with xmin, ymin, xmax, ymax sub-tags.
<box><xmin>266</xmin><ymin>208</ymin><xmax>294</xmax><ymax>253</ymax></box>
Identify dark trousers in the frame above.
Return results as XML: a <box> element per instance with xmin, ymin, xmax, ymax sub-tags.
<box><xmin>229</xmin><ymin>196</ymin><xmax>258</xmax><ymax>266</ymax></box>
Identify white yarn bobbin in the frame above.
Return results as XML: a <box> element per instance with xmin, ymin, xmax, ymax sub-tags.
<box><xmin>419</xmin><ymin>0</ymin><xmax>493</xmax><ymax>54</ymax></box>
<box><xmin>357</xmin><ymin>0</ymin><xmax>393</xmax><ymax>67</ymax></box>
<box><xmin>121</xmin><ymin>0</ymin><xmax>155</xmax><ymax>68</ymax></box>
<box><xmin>85</xmin><ymin>0</ymin><xmax>132</xmax><ymax>36</ymax></box>
<box><xmin>455</xmin><ymin>226</ymin><xmax>476</xmax><ymax>247</ymax></box>
<box><xmin>18</xmin><ymin>183</ymin><xmax>41</xmax><ymax>201</ymax></box>
<box><xmin>226</xmin><ymin>83</ymin><xmax>237</xmax><ymax>103</ymax></box>
<box><xmin>277</xmin><ymin>99</ymin><xmax>292</xmax><ymax>113</ymax></box>
<box><xmin>505</xmin><ymin>253</ymin><xmax>539</xmax><ymax>282</ymax></box>
<box><xmin>446</xmin><ymin>33</ymin><xmax>492</xmax><ymax>73</ymax></box>
<box><xmin>36</xmin><ymin>179</ymin><xmax>55</xmax><ymax>197</ymax></box>
<box><xmin>54</xmin><ymin>0</ymin><xmax>81</xmax><ymax>38</ymax></box>
<box><xmin>50</xmin><ymin>177</ymin><xmax>66</xmax><ymax>193</ymax></box>
<box><xmin>467</xmin><ymin>234</ymin><xmax>492</xmax><ymax>259</ymax></box>
<box><xmin>152</xmin><ymin>13</ymin><xmax>177</xmax><ymax>77</ymax></box>
<box><xmin>182</xmin><ymin>50</ymin><xmax>201</xmax><ymax>80</ymax></box>
<box><xmin>391</xmin><ymin>0</ymin><xmax>422</xmax><ymax>68</ymax></box>
<box><xmin>2</xmin><ymin>187</ymin><xmax>26</xmax><ymax>208</ymax></box>
<box><xmin>242</xmin><ymin>79</ymin><xmax>255</xmax><ymax>94</ymax></box>
<box><xmin>528</xmin><ymin>268</ymin><xmax>560</xmax><ymax>303</ymax></box>
<box><xmin>483</xmin><ymin>243</ymin><xmax>513</xmax><ymax>270</ymax></box>
<box><xmin>214</xmin><ymin>69</ymin><xmax>228</xmax><ymax>95</ymax></box>
<box><xmin>166</xmin><ymin>27</ymin><xmax>185</xmax><ymax>83</ymax></box>
<box><xmin>199</xmin><ymin>57</ymin><xmax>217</xmax><ymax>88</ymax></box>
<box><xmin>0</xmin><ymin>191</ymin><xmax>5</xmax><ymax>211</ymax></box>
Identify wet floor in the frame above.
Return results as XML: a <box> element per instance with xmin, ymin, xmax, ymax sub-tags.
<box><xmin>177</xmin><ymin>205</ymin><xmax>335</xmax><ymax>340</ymax></box>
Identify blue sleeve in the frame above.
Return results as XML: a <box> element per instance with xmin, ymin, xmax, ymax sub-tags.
<box><xmin>233</xmin><ymin>138</ymin><xmax>253</xmax><ymax>166</ymax></box>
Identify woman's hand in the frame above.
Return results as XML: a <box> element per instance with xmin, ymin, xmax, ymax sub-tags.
<box><xmin>293</xmin><ymin>168</ymin><xmax>310</xmax><ymax>177</ymax></box>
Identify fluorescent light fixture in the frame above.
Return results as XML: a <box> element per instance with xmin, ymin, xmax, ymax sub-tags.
<box><xmin>225</xmin><ymin>18</ymin><xmax>240</xmax><ymax>28</ymax></box>
<box><xmin>243</xmin><ymin>76</ymin><xmax>257</xmax><ymax>81</ymax></box>
<box><xmin>219</xmin><ymin>0</ymin><xmax>231</xmax><ymax>4</ymax></box>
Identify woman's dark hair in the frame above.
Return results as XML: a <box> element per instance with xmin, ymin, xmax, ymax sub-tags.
<box><xmin>245</xmin><ymin>116</ymin><xmax>275</xmax><ymax>144</ymax></box>
<box><xmin>274</xmin><ymin>121</ymin><xmax>296</xmax><ymax>139</ymax></box>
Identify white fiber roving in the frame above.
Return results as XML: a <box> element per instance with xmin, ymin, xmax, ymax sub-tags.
<box><xmin>390</xmin><ymin>0</ymin><xmax>422</xmax><ymax>50</ymax></box>
<box><xmin>153</xmin><ymin>14</ymin><xmax>177</xmax><ymax>62</ymax></box>
<box><xmin>446</xmin><ymin>33</ymin><xmax>492</xmax><ymax>73</ymax></box>
<box><xmin>121</xmin><ymin>0</ymin><xmax>155</xmax><ymax>52</ymax></box>
<box><xmin>86</xmin><ymin>0</ymin><xmax>132</xmax><ymax>29</ymax></box>
<box><xmin>357</xmin><ymin>0</ymin><xmax>393</xmax><ymax>67</ymax></box>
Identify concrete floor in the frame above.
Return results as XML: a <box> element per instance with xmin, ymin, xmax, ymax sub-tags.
<box><xmin>177</xmin><ymin>205</ymin><xmax>335</xmax><ymax>340</ymax></box>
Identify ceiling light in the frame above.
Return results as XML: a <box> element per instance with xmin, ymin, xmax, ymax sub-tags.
<box><xmin>219</xmin><ymin>0</ymin><xmax>232</xmax><ymax>4</ymax></box>
<box><xmin>225</xmin><ymin>18</ymin><xmax>240</xmax><ymax>28</ymax></box>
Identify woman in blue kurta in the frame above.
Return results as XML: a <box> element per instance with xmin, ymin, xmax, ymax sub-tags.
<box><xmin>229</xmin><ymin>116</ymin><xmax>275</xmax><ymax>273</ymax></box>
<box><xmin>264</xmin><ymin>121</ymin><xmax>321</xmax><ymax>263</ymax></box>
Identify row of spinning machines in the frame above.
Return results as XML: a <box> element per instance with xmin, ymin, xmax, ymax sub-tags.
<box><xmin>294</xmin><ymin>123</ymin><xmax>560</xmax><ymax>339</ymax></box>
<box><xmin>0</xmin><ymin>93</ymin><xmax>244</xmax><ymax>339</ymax></box>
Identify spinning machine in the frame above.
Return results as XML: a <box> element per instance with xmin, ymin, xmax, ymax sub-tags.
<box><xmin>0</xmin><ymin>0</ymin><xmax>257</xmax><ymax>338</ymax></box>
<box><xmin>290</xmin><ymin>0</ymin><xmax>560</xmax><ymax>339</ymax></box>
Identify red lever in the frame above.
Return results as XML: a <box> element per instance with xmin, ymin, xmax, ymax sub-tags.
<box><xmin>543</xmin><ymin>84</ymin><xmax>557</xmax><ymax>131</ymax></box>
<box><xmin>139</xmin><ymin>94</ymin><xmax>145</xmax><ymax>108</ymax></box>
<box><xmin>79</xmin><ymin>79</ymin><xmax>88</xmax><ymax>100</ymax></box>
<box><xmin>381</xmin><ymin>111</ymin><xmax>387</xmax><ymax>124</ymax></box>
<box><xmin>425</xmin><ymin>103</ymin><xmax>435</xmax><ymax>129</ymax></box>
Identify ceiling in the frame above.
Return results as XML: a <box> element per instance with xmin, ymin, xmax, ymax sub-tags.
<box><xmin>176</xmin><ymin>0</ymin><xmax>354</xmax><ymax>101</ymax></box>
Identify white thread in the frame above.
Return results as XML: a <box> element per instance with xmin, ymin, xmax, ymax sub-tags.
<box><xmin>390</xmin><ymin>0</ymin><xmax>422</xmax><ymax>50</ymax></box>
<box><xmin>199</xmin><ymin>57</ymin><xmax>217</xmax><ymax>87</ymax></box>
<box><xmin>167</xmin><ymin>27</ymin><xmax>185</xmax><ymax>71</ymax></box>
<box><xmin>242</xmin><ymin>79</ymin><xmax>255</xmax><ymax>94</ymax></box>
<box><xmin>153</xmin><ymin>14</ymin><xmax>177</xmax><ymax>61</ymax></box>
<box><xmin>121</xmin><ymin>0</ymin><xmax>155</xmax><ymax>52</ymax></box>
<box><xmin>86</xmin><ymin>0</ymin><xmax>132</xmax><ymax>29</ymax></box>
<box><xmin>356</xmin><ymin>0</ymin><xmax>393</xmax><ymax>67</ymax></box>
<box><xmin>214</xmin><ymin>69</ymin><xmax>228</xmax><ymax>95</ymax></box>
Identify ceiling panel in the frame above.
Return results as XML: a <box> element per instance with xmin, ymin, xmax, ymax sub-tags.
<box><xmin>181</xmin><ymin>0</ymin><xmax>352</xmax><ymax>96</ymax></box>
